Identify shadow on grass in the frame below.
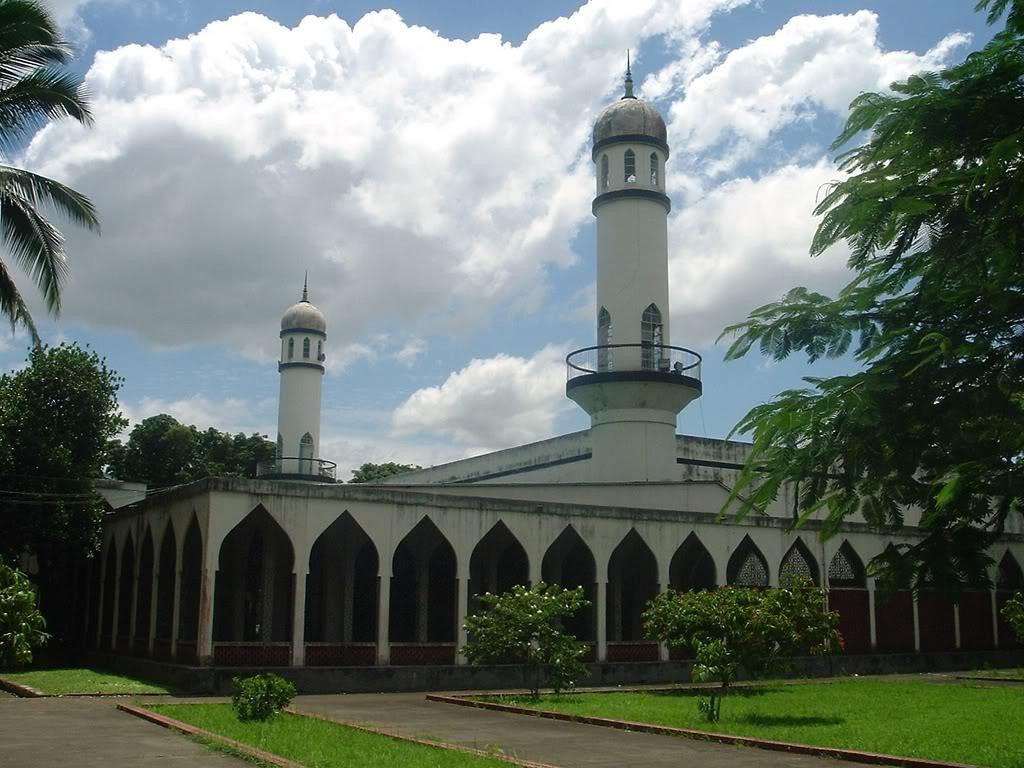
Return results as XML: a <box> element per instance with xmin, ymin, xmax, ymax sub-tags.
<box><xmin>740</xmin><ymin>714</ymin><xmax>845</xmax><ymax>728</ymax></box>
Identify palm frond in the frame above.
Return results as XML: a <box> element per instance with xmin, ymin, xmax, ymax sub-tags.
<box><xmin>0</xmin><ymin>165</ymin><xmax>99</xmax><ymax>230</ymax></box>
<box><xmin>0</xmin><ymin>182</ymin><xmax>68</xmax><ymax>313</ymax></box>
<box><xmin>0</xmin><ymin>67</ymin><xmax>90</xmax><ymax>148</ymax></box>
<box><xmin>0</xmin><ymin>253</ymin><xmax>38</xmax><ymax>342</ymax></box>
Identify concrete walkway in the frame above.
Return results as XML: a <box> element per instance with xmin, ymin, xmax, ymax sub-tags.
<box><xmin>0</xmin><ymin>695</ymin><xmax>245</xmax><ymax>767</ymax></box>
<box><xmin>292</xmin><ymin>692</ymin><xmax>866</xmax><ymax>768</ymax></box>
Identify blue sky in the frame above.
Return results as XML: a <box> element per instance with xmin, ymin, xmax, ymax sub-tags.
<box><xmin>1</xmin><ymin>0</ymin><xmax>998</xmax><ymax>478</ymax></box>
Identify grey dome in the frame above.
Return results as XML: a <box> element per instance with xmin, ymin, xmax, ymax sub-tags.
<box><xmin>593</xmin><ymin>96</ymin><xmax>667</xmax><ymax>148</ymax></box>
<box><xmin>281</xmin><ymin>300</ymin><xmax>326</xmax><ymax>333</ymax></box>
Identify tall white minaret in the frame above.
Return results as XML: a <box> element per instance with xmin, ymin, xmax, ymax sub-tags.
<box><xmin>566</xmin><ymin>59</ymin><xmax>702</xmax><ymax>481</ymax></box>
<box><xmin>276</xmin><ymin>275</ymin><xmax>326</xmax><ymax>478</ymax></box>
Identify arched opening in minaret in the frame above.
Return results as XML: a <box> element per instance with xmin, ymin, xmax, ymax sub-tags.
<box><xmin>299</xmin><ymin>432</ymin><xmax>313</xmax><ymax>475</ymax></box>
<box><xmin>469</xmin><ymin>522</ymin><xmax>529</xmax><ymax>614</ymax></box>
<box><xmin>302</xmin><ymin>337</ymin><xmax>310</xmax><ymax>358</ymax></box>
<box><xmin>598</xmin><ymin>307</ymin><xmax>612</xmax><ymax>371</ymax></box>
<box><xmin>390</xmin><ymin>517</ymin><xmax>457</xmax><ymax>658</ymax></box>
<box><xmin>641</xmin><ymin>303</ymin><xmax>663</xmax><ymax>370</ymax></box>
<box><xmin>606</xmin><ymin>529</ymin><xmax>658</xmax><ymax>643</ymax></box>
<box><xmin>287</xmin><ymin>337</ymin><xmax>294</xmax><ymax>359</ymax></box>
<box><xmin>213</xmin><ymin>506</ymin><xmax>295</xmax><ymax>664</ymax></box>
<box><xmin>650</xmin><ymin>152</ymin><xmax>659</xmax><ymax>186</ymax></box>
<box><xmin>542</xmin><ymin>526</ymin><xmax>596</xmax><ymax>644</ymax></box>
<box><xmin>600</xmin><ymin>153</ymin><xmax>609</xmax><ymax>190</ymax></box>
<box><xmin>670</xmin><ymin>532</ymin><xmax>716</xmax><ymax>591</ymax></box>
<box><xmin>305</xmin><ymin>512</ymin><xmax>378</xmax><ymax>664</ymax></box>
<box><xmin>624</xmin><ymin>148</ymin><xmax>636</xmax><ymax>183</ymax></box>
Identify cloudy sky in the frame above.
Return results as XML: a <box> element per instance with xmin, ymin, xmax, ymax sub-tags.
<box><xmin>1</xmin><ymin>0</ymin><xmax>995</xmax><ymax>480</ymax></box>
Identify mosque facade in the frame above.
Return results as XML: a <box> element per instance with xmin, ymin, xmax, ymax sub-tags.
<box><xmin>91</xmin><ymin>69</ymin><xmax>1024</xmax><ymax>674</ymax></box>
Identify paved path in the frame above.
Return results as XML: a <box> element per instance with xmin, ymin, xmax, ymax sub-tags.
<box><xmin>292</xmin><ymin>692</ymin><xmax>865</xmax><ymax>768</ymax></box>
<box><xmin>0</xmin><ymin>695</ymin><xmax>245</xmax><ymax>768</ymax></box>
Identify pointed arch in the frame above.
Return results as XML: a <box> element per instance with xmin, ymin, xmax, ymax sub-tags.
<box><xmin>542</xmin><ymin>525</ymin><xmax>596</xmax><ymax>641</ymax></box>
<box><xmin>600</xmin><ymin>153</ymin><xmax>609</xmax><ymax>189</ymax></box>
<box><xmin>670</xmin><ymin>532</ymin><xmax>716</xmax><ymax>591</ymax></box>
<box><xmin>827</xmin><ymin>541</ymin><xmax>866</xmax><ymax>588</ymax></box>
<box><xmin>997</xmin><ymin>551</ymin><xmax>1023</xmax><ymax>591</ymax></box>
<box><xmin>624</xmin><ymin>148</ymin><xmax>636</xmax><ymax>182</ymax></box>
<box><xmin>134</xmin><ymin>525</ymin><xmax>155</xmax><ymax>652</ymax></box>
<box><xmin>727</xmin><ymin>535</ymin><xmax>769</xmax><ymax>587</ymax></box>
<box><xmin>213</xmin><ymin>506</ymin><xmax>295</xmax><ymax>644</ymax></box>
<box><xmin>287</xmin><ymin>337</ymin><xmax>294</xmax><ymax>359</ymax></box>
<box><xmin>177</xmin><ymin>514</ymin><xmax>203</xmax><ymax>660</ymax></box>
<box><xmin>780</xmin><ymin>537</ymin><xmax>820</xmax><ymax>586</ymax></box>
<box><xmin>302</xmin><ymin>337</ymin><xmax>310</xmax><ymax>358</ymax></box>
<box><xmin>116</xmin><ymin>532</ymin><xmax>136</xmax><ymax>649</ymax></box>
<box><xmin>641</xmin><ymin>303</ymin><xmax>663</xmax><ymax>369</ymax></box>
<box><xmin>649</xmin><ymin>151</ymin><xmax>658</xmax><ymax>186</ymax></box>
<box><xmin>607</xmin><ymin>529</ymin><xmax>658</xmax><ymax>642</ymax></box>
<box><xmin>390</xmin><ymin>517</ymin><xmax>456</xmax><ymax>644</ymax></box>
<box><xmin>154</xmin><ymin>521</ymin><xmax>177</xmax><ymax>657</ymax></box>
<box><xmin>305</xmin><ymin>511</ymin><xmax>379</xmax><ymax>647</ymax></box>
<box><xmin>470</xmin><ymin>521</ymin><xmax>529</xmax><ymax>606</ymax></box>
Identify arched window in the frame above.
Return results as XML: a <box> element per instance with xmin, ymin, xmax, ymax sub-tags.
<box><xmin>624</xmin><ymin>149</ymin><xmax>636</xmax><ymax>183</ymax></box>
<box><xmin>299</xmin><ymin>433</ymin><xmax>314</xmax><ymax>475</ymax></box>
<box><xmin>727</xmin><ymin>536</ymin><xmax>769</xmax><ymax>587</ymax></box>
<box><xmin>649</xmin><ymin>152</ymin><xmax>658</xmax><ymax>186</ymax></box>
<box><xmin>281</xmin><ymin>340</ymin><xmax>285</xmax><ymax>360</ymax></box>
<box><xmin>302</xmin><ymin>338</ymin><xmax>310</xmax><ymax>359</ymax></box>
<box><xmin>597</xmin><ymin>307</ymin><xmax>612</xmax><ymax>371</ymax></box>
<box><xmin>317</xmin><ymin>340</ymin><xmax>323</xmax><ymax>361</ymax></box>
<box><xmin>641</xmin><ymin>303</ymin><xmax>663</xmax><ymax>370</ymax></box>
<box><xmin>827</xmin><ymin>541</ymin><xmax>866</xmax><ymax>588</ymax></box>
<box><xmin>287</xmin><ymin>338</ymin><xmax>294</xmax><ymax>359</ymax></box>
<box><xmin>779</xmin><ymin>538</ymin><xmax>820</xmax><ymax>586</ymax></box>
<box><xmin>601</xmin><ymin>154</ymin><xmax>609</xmax><ymax>190</ymax></box>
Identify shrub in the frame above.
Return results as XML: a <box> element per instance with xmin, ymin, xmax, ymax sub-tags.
<box><xmin>462</xmin><ymin>582</ymin><xmax>590</xmax><ymax>698</ymax></box>
<box><xmin>1003</xmin><ymin>592</ymin><xmax>1024</xmax><ymax>643</ymax></box>
<box><xmin>231</xmin><ymin>673</ymin><xmax>296</xmax><ymax>721</ymax></box>
<box><xmin>0</xmin><ymin>560</ymin><xmax>48</xmax><ymax>669</ymax></box>
<box><xmin>643</xmin><ymin>580</ymin><xmax>839</xmax><ymax>722</ymax></box>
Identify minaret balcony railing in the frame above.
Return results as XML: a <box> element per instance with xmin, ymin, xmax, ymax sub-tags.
<box><xmin>566</xmin><ymin>343</ymin><xmax>702</xmax><ymax>382</ymax></box>
<box><xmin>256</xmin><ymin>457</ymin><xmax>338</xmax><ymax>482</ymax></box>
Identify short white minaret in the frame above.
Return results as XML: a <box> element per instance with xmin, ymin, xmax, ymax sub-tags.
<box><xmin>566</xmin><ymin>60</ymin><xmax>702</xmax><ymax>481</ymax></box>
<box><xmin>276</xmin><ymin>276</ymin><xmax>326</xmax><ymax>478</ymax></box>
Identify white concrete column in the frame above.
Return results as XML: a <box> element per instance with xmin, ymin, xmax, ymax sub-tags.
<box><xmin>596</xmin><ymin>580</ymin><xmax>607</xmax><ymax>662</ymax></box>
<box><xmin>376</xmin><ymin>575</ymin><xmax>391</xmax><ymax>665</ymax></box>
<box><xmin>992</xmin><ymin>589</ymin><xmax>1001</xmax><ymax>648</ymax></box>
<box><xmin>456</xmin><ymin>575</ymin><xmax>469</xmax><ymax>665</ymax></box>
<box><xmin>292</xmin><ymin>571</ymin><xmax>307</xmax><ymax>666</ymax></box>
<box><xmin>196</xmin><ymin>565</ymin><xmax>215</xmax><ymax>665</ymax></box>
<box><xmin>912</xmin><ymin>593</ymin><xmax>921</xmax><ymax>653</ymax></box>
<box><xmin>128</xmin><ymin>547</ymin><xmax>141</xmax><ymax>650</ymax></box>
<box><xmin>658</xmin><ymin>555</ymin><xmax>670</xmax><ymax>660</ymax></box>
<box><xmin>147</xmin><ymin>562</ymin><xmax>160</xmax><ymax>655</ymax></box>
<box><xmin>169</xmin><ymin>566</ymin><xmax>183</xmax><ymax>657</ymax></box>
<box><xmin>867</xmin><ymin>578</ymin><xmax>877</xmax><ymax>649</ymax></box>
<box><xmin>528</xmin><ymin>549</ymin><xmax>542</xmax><ymax>586</ymax></box>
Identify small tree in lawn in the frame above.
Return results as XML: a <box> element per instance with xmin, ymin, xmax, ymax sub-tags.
<box><xmin>643</xmin><ymin>581</ymin><xmax>839</xmax><ymax>722</ymax></box>
<box><xmin>1003</xmin><ymin>593</ymin><xmax>1024</xmax><ymax>643</ymax></box>
<box><xmin>462</xmin><ymin>583</ymin><xmax>590</xmax><ymax>698</ymax></box>
<box><xmin>0</xmin><ymin>560</ymin><xmax>48</xmax><ymax>669</ymax></box>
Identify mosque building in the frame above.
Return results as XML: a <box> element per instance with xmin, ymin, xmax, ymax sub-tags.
<box><xmin>91</xmin><ymin>66</ymin><xmax>1024</xmax><ymax>682</ymax></box>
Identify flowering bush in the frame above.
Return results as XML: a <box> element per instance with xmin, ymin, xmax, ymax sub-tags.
<box><xmin>1003</xmin><ymin>592</ymin><xmax>1024</xmax><ymax>643</ymax></box>
<box><xmin>643</xmin><ymin>580</ymin><xmax>839</xmax><ymax>721</ymax></box>
<box><xmin>462</xmin><ymin>582</ymin><xmax>590</xmax><ymax>698</ymax></box>
<box><xmin>0</xmin><ymin>561</ymin><xmax>48</xmax><ymax>669</ymax></box>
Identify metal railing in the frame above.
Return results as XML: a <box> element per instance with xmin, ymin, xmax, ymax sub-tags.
<box><xmin>566</xmin><ymin>343</ymin><xmax>702</xmax><ymax>382</ymax></box>
<box><xmin>256</xmin><ymin>456</ymin><xmax>338</xmax><ymax>481</ymax></box>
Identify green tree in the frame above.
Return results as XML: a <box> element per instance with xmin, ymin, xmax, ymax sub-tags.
<box><xmin>462</xmin><ymin>583</ymin><xmax>590</xmax><ymax>698</ymax></box>
<box><xmin>719</xmin><ymin>0</ymin><xmax>1024</xmax><ymax>591</ymax></box>
<box><xmin>109</xmin><ymin>415</ymin><xmax>274</xmax><ymax>485</ymax></box>
<box><xmin>0</xmin><ymin>343</ymin><xmax>124</xmax><ymax>643</ymax></box>
<box><xmin>0</xmin><ymin>560</ymin><xmax>47</xmax><ymax>668</ymax></box>
<box><xmin>349</xmin><ymin>461</ymin><xmax>420</xmax><ymax>483</ymax></box>
<box><xmin>643</xmin><ymin>583</ymin><xmax>839</xmax><ymax>722</ymax></box>
<box><xmin>0</xmin><ymin>0</ymin><xmax>98</xmax><ymax>341</ymax></box>
<box><xmin>1002</xmin><ymin>593</ymin><xmax>1024</xmax><ymax>643</ymax></box>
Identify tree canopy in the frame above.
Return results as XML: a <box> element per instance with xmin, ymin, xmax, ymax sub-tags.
<box><xmin>108</xmin><ymin>414</ymin><xmax>275</xmax><ymax>487</ymax></box>
<box><xmin>720</xmin><ymin>0</ymin><xmax>1024</xmax><ymax>591</ymax></box>
<box><xmin>0</xmin><ymin>0</ymin><xmax>98</xmax><ymax>341</ymax></box>
<box><xmin>349</xmin><ymin>461</ymin><xmax>420</xmax><ymax>483</ymax></box>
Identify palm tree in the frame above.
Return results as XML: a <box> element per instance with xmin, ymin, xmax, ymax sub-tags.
<box><xmin>0</xmin><ymin>0</ymin><xmax>97</xmax><ymax>343</ymax></box>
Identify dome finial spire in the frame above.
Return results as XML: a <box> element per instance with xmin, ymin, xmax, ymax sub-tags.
<box><xmin>301</xmin><ymin>270</ymin><xmax>308</xmax><ymax>302</ymax></box>
<box><xmin>623</xmin><ymin>50</ymin><xmax>634</xmax><ymax>99</ymax></box>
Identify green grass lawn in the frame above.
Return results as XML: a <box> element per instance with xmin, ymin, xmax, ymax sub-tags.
<box><xmin>1</xmin><ymin>667</ymin><xmax>173</xmax><ymax>695</ymax></box>
<box><xmin>486</xmin><ymin>679</ymin><xmax>1024</xmax><ymax>768</ymax></box>
<box><xmin>150</xmin><ymin>703</ymin><xmax>514</xmax><ymax>768</ymax></box>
